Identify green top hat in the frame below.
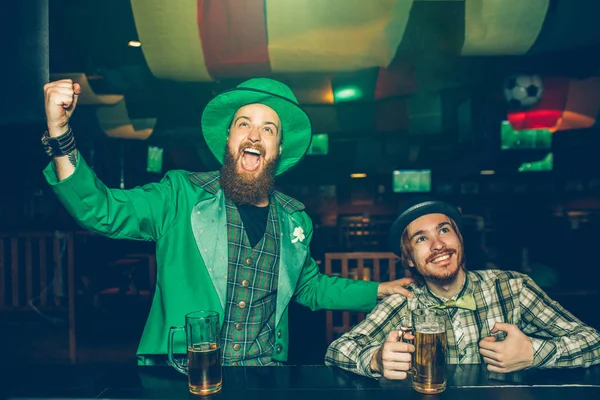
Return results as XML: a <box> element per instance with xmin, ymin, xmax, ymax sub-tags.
<box><xmin>201</xmin><ymin>78</ymin><xmax>313</xmax><ymax>176</ymax></box>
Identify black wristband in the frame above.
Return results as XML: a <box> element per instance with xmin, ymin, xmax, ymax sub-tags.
<box><xmin>41</xmin><ymin>126</ymin><xmax>77</xmax><ymax>157</ymax></box>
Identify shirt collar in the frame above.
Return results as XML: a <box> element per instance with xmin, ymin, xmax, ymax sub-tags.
<box><xmin>412</xmin><ymin>269</ymin><xmax>472</xmax><ymax>306</ymax></box>
<box><xmin>188</xmin><ymin>171</ymin><xmax>221</xmax><ymax>194</ymax></box>
<box><xmin>272</xmin><ymin>192</ymin><xmax>305</xmax><ymax>214</ymax></box>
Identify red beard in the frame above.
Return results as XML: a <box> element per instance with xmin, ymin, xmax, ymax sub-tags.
<box><xmin>220</xmin><ymin>145</ymin><xmax>278</xmax><ymax>205</ymax></box>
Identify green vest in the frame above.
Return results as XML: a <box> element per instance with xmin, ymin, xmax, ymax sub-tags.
<box><xmin>220</xmin><ymin>195</ymin><xmax>280</xmax><ymax>365</ymax></box>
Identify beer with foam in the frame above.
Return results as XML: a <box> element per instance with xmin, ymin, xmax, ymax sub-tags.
<box><xmin>411</xmin><ymin>309</ymin><xmax>447</xmax><ymax>394</ymax></box>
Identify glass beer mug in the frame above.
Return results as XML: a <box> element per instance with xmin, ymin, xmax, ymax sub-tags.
<box><xmin>168</xmin><ymin>311</ymin><xmax>222</xmax><ymax>395</ymax></box>
<box><xmin>410</xmin><ymin>309</ymin><xmax>447</xmax><ymax>394</ymax></box>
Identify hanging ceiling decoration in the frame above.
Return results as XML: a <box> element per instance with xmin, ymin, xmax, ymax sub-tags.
<box><xmin>506</xmin><ymin>76</ymin><xmax>568</xmax><ymax>131</ymax></box>
<box><xmin>552</xmin><ymin>77</ymin><xmax>600</xmax><ymax>132</ymax></box>
<box><xmin>49</xmin><ymin>1</ymin><xmax>600</xmax><ymax>142</ymax></box>
<box><xmin>506</xmin><ymin>76</ymin><xmax>600</xmax><ymax>132</ymax></box>
<box><xmin>130</xmin><ymin>0</ymin><xmax>413</xmax><ymax>81</ymax></box>
<box><xmin>125</xmin><ymin>0</ymin><xmax>600</xmax><ymax>103</ymax></box>
<box><xmin>96</xmin><ymin>99</ymin><xmax>157</xmax><ymax>140</ymax></box>
<box><xmin>128</xmin><ymin>0</ymin><xmax>569</xmax><ymax>82</ymax></box>
<box><xmin>461</xmin><ymin>0</ymin><xmax>549</xmax><ymax>55</ymax></box>
<box><xmin>50</xmin><ymin>73</ymin><xmax>123</xmax><ymax>105</ymax></box>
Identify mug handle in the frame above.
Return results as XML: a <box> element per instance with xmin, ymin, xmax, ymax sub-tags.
<box><xmin>399</xmin><ymin>328</ymin><xmax>414</xmax><ymax>345</ymax></box>
<box><xmin>168</xmin><ymin>326</ymin><xmax>187</xmax><ymax>375</ymax></box>
<box><xmin>398</xmin><ymin>328</ymin><xmax>416</xmax><ymax>377</ymax></box>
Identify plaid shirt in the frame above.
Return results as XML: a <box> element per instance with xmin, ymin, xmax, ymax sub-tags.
<box><xmin>325</xmin><ymin>269</ymin><xmax>600</xmax><ymax>378</ymax></box>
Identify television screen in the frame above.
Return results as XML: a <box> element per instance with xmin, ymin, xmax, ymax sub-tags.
<box><xmin>147</xmin><ymin>146</ymin><xmax>163</xmax><ymax>173</ymax></box>
<box><xmin>393</xmin><ymin>169</ymin><xmax>431</xmax><ymax>193</ymax></box>
<box><xmin>518</xmin><ymin>152</ymin><xmax>553</xmax><ymax>172</ymax></box>
<box><xmin>501</xmin><ymin>120</ymin><xmax>552</xmax><ymax>150</ymax></box>
<box><xmin>307</xmin><ymin>133</ymin><xmax>329</xmax><ymax>155</ymax></box>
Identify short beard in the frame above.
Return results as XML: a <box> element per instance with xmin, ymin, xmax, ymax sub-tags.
<box><xmin>419</xmin><ymin>253</ymin><xmax>465</xmax><ymax>286</ymax></box>
<box><xmin>220</xmin><ymin>146</ymin><xmax>278</xmax><ymax>205</ymax></box>
<box><xmin>422</xmin><ymin>268</ymin><xmax>460</xmax><ymax>286</ymax></box>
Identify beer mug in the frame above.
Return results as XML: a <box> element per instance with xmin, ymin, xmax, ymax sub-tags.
<box><xmin>410</xmin><ymin>308</ymin><xmax>447</xmax><ymax>394</ymax></box>
<box><xmin>168</xmin><ymin>311</ymin><xmax>222</xmax><ymax>395</ymax></box>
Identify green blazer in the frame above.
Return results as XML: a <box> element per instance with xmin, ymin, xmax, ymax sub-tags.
<box><xmin>44</xmin><ymin>158</ymin><xmax>378</xmax><ymax>364</ymax></box>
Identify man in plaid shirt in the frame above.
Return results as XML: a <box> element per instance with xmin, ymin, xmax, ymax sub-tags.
<box><xmin>325</xmin><ymin>197</ymin><xmax>600</xmax><ymax>379</ymax></box>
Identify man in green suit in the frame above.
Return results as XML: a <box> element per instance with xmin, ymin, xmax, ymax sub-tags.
<box><xmin>41</xmin><ymin>77</ymin><xmax>413</xmax><ymax>366</ymax></box>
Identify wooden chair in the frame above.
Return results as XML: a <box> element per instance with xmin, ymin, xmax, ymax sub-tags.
<box><xmin>324</xmin><ymin>252</ymin><xmax>405</xmax><ymax>344</ymax></box>
<box><xmin>74</xmin><ymin>230</ymin><xmax>156</xmax><ymax>298</ymax></box>
<box><xmin>0</xmin><ymin>231</ymin><xmax>76</xmax><ymax>363</ymax></box>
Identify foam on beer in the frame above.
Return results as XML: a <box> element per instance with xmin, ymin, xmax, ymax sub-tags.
<box><xmin>415</xmin><ymin>322</ymin><xmax>445</xmax><ymax>334</ymax></box>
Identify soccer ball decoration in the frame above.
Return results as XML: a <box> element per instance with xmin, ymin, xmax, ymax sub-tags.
<box><xmin>503</xmin><ymin>74</ymin><xmax>544</xmax><ymax>109</ymax></box>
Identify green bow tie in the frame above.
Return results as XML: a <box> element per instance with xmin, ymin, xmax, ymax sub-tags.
<box><xmin>429</xmin><ymin>293</ymin><xmax>476</xmax><ymax>311</ymax></box>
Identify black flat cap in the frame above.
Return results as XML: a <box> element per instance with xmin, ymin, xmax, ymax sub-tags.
<box><xmin>389</xmin><ymin>196</ymin><xmax>463</xmax><ymax>256</ymax></box>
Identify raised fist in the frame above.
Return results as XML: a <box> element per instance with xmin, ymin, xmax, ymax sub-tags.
<box><xmin>44</xmin><ymin>79</ymin><xmax>82</xmax><ymax>137</ymax></box>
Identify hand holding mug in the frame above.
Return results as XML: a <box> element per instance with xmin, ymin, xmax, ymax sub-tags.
<box><xmin>370</xmin><ymin>330</ymin><xmax>415</xmax><ymax>380</ymax></box>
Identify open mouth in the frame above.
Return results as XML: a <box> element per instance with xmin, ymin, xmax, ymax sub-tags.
<box><xmin>429</xmin><ymin>252</ymin><xmax>453</xmax><ymax>265</ymax></box>
<box><xmin>241</xmin><ymin>148</ymin><xmax>262</xmax><ymax>172</ymax></box>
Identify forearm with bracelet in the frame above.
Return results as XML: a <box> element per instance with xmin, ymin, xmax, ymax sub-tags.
<box><xmin>41</xmin><ymin>125</ymin><xmax>77</xmax><ymax>157</ymax></box>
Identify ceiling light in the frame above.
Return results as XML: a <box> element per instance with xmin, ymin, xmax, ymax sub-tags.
<box><xmin>128</xmin><ymin>40</ymin><xmax>142</xmax><ymax>48</ymax></box>
<box><xmin>334</xmin><ymin>86</ymin><xmax>363</xmax><ymax>102</ymax></box>
<box><xmin>350</xmin><ymin>173</ymin><xmax>367</xmax><ymax>179</ymax></box>
<box><xmin>480</xmin><ymin>170</ymin><xmax>495</xmax><ymax>175</ymax></box>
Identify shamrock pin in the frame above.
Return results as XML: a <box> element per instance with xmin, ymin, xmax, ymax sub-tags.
<box><xmin>291</xmin><ymin>227</ymin><xmax>305</xmax><ymax>243</ymax></box>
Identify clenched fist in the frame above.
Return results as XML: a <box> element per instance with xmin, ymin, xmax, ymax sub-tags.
<box><xmin>44</xmin><ymin>79</ymin><xmax>81</xmax><ymax>137</ymax></box>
